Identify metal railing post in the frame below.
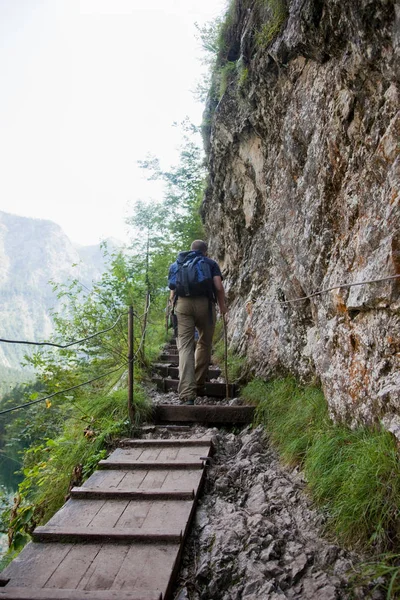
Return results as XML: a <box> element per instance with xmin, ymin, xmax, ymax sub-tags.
<box><xmin>128</xmin><ymin>306</ymin><xmax>135</xmax><ymax>425</ymax></box>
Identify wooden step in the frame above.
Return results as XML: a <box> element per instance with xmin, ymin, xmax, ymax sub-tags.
<box><xmin>152</xmin><ymin>364</ymin><xmax>221</xmax><ymax>380</ymax></box>
<box><xmin>0</xmin><ymin>435</ymin><xmax>212</xmax><ymax>599</ymax></box>
<box><xmin>70</xmin><ymin>487</ymin><xmax>195</xmax><ymax>500</ymax></box>
<box><xmin>119</xmin><ymin>438</ymin><xmax>213</xmax><ymax>447</ymax></box>
<box><xmin>76</xmin><ymin>465</ymin><xmax>205</xmax><ymax>496</ymax></box>
<box><xmin>153</xmin><ymin>405</ymin><xmax>255</xmax><ymax>425</ymax></box>
<box><xmin>98</xmin><ymin>460</ymin><xmax>204</xmax><ymax>470</ymax></box>
<box><xmin>32</xmin><ymin>526</ymin><xmax>182</xmax><ymax>544</ymax></box>
<box><xmin>0</xmin><ymin>541</ymin><xmax>180</xmax><ymax>598</ymax></box>
<box><xmin>0</xmin><ymin>589</ymin><xmax>162</xmax><ymax>600</ymax></box>
<box><xmin>152</xmin><ymin>376</ymin><xmax>237</xmax><ymax>397</ymax></box>
<box><xmin>158</xmin><ymin>354</ymin><xmax>179</xmax><ymax>365</ymax></box>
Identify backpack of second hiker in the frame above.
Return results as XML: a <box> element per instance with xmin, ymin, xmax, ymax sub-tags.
<box><xmin>168</xmin><ymin>251</ymin><xmax>213</xmax><ymax>297</ymax></box>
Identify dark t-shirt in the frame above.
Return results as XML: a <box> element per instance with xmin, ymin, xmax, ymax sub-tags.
<box><xmin>203</xmin><ymin>256</ymin><xmax>223</xmax><ymax>280</ymax></box>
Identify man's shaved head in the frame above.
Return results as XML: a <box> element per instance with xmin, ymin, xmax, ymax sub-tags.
<box><xmin>191</xmin><ymin>240</ymin><xmax>208</xmax><ymax>254</ymax></box>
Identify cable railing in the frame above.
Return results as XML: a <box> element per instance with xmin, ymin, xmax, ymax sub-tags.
<box><xmin>0</xmin><ymin>313</ymin><xmax>124</xmax><ymax>348</ymax></box>
<box><xmin>0</xmin><ymin>306</ymin><xmax>145</xmax><ymax>423</ymax></box>
<box><xmin>260</xmin><ymin>274</ymin><xmax>400</xmax><ymax>306</ymax></box>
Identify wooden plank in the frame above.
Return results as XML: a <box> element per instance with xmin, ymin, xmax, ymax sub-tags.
<box><xmin>158</xmin><ymin>355</ymin><xmax>179</xmax><ymax>364</ymax></box>
<box><xmin>152</xmin><ymin>364</ymin><xmax>220</xmax><ymax>380</ymax></box>
<box><xmin>106</xmin><ymin>447</ymin><xmax>145</xmax><ymax>461</ymax></box>
<box><xmin>98</xmin><ymin>460</ymin><xmax>204</xmax><ymax>470</ymax></box>
<box><xmin>70</xmin><ymin>488</ymin><xmax>195</xmax><ymax>500</ymax></box>
<box><xmin>100</xmin><ymin>445</ymin><xmax>209</xmax><ymax>466</ymax></box>
<box><xmin>42</xmin><ymin>544</ymin><xmax>102</xmax><ymax>589</ymax></box>
<box><xmin>0</xmin><ymin>588</ymin><xmax>162</xmax><ymax>600</ymax></box>
<box><xmin>0</xmin><ymin>543</ymin><xmax>73</xmax><ymax>588</ymax></box>
<box><xmin>153</xmin><ymin>404</ymin><xmax>255</xmax><ymax>424</ymax></box>
<box><xmin>139</xmin><ymin>501</ymin><xmax>193</xmax><ymax>534</ymax></box>
<box><xmin>119</xmin><ymin>439</ymin><xmax>212</xmax><ymax>447</ymax></box>
<box><xmin>80</xmin><ymin>469</ymin><xmax>127</xmax><ymax>490</ymax></box>
<box><xmin>45</xmin><ymin>499</ymin><xmax>105</xmax><ymax>528</ymax></box>
<box><xmin>157</xmin><ymin>379</ymin><xmax>237</xmax><ymax>397</ymax></box>
<box><xmin>161</xmin><ymin>469</ymin><xmax>203</xmax><ymax>494</ymax></box>
<box><xmin>156</xmin><ymin>447</ymin><xmax>179</xmax><ymax>462</ymax></box>
<box><xmin>88</xmin><ymin>500</ymin><xmax>130</xmax><ymax>529</ymax></box>
<box><xmin>77</xmin><ymin>544</ymin><xmax>130</xmax><ymax>591</ymax></box>
<box><xmin>32</xmin><ymin>526</ymin><xmax>182</xmax><ymax>544</ymax></box>
<box><xmin>120</xmin><ymin>469</ymin><xmax>167</xmax><ymax>490</ymax></box>
<box><xmin>110</xmin><ymin>543</ymin><xmax>180</xmax><ymax>593</ymax></box>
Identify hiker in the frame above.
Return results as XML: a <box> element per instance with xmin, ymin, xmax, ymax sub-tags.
<box><xmin>168</xmin><ymin>240</ymin><xmax>227</xmax><ymax>405</ymax></box>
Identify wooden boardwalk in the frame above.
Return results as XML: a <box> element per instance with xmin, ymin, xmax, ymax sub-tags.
<box><xmin>0</xmin><ymin>341</ymin><xmax>255</xmax><ymax>599</ymax></box>
<box><xmin>0</xmin><ymin>438</ymin><xmax>213</xmax><ymax>600</ymax></box>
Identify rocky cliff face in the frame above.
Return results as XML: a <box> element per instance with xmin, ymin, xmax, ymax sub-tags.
<box><xmin>203</xmin><ymin>0</ymin><xmax>400</xmax><ymax>430</ymax></box>
<box><xmin>0</xmin><ymin>211</ymin><xmax>111</xmax><ymax>376</ymax></box>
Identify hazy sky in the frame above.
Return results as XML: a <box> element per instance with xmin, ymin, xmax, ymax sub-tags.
<box><xmin>0</xmin><ymin>0</ymin><xmax>226</xmax><ymax>245</ymax></box>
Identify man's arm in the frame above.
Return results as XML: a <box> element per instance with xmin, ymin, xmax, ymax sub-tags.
<box><xmin>213</xmin><ymin>276</ymin><xmax>227</xmax><ymax>314</ymax></box>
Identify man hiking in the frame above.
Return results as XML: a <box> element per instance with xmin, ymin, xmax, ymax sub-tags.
<box><xmin>168</xmin><ymin>240</ymin><xmax>227</xmax><ymax>405</ymax></box>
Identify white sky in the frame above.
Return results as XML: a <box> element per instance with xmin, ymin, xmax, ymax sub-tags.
<box><xmin>0</xmin><ymin>0</ymin><xmax>226</xmax><ymax>245</ymax></box>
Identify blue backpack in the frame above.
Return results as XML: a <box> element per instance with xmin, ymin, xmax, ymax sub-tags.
<box><xmin>168</xmin><ymin>251</ymin><xmax>213</xmax><ymax>298</ymax></box>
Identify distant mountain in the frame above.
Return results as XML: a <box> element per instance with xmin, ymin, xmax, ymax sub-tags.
<box><xmin>0</xmin><ymin>210</ymin><xmax>121</xmax><ymax>393</ymax></box>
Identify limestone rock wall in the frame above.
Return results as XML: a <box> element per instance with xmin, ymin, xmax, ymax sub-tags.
<box><xmin>203</xmin><ymin>0</ymin><xmax>400</xmax><ymax>428</ymax></box>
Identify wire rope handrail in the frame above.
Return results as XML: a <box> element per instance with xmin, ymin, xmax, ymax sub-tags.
<box><xmin>0</xmin><ymin>313</ymin><xmax>125</xmax><ymax>348</ymax></box>
<box><xmin>0</xmin><ymin>361</ymin><xmax>131</xmax><ymax>416</ymax></box>
<box><xmin>250</xmin><ymin>274</ymin><xmax>400</xmax><ymax>307</ymax></box>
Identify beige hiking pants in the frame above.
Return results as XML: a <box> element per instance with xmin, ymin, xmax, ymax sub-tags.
<box><xmin>175</xmin><ymin>296</ymin><xmax>216</xmax><ymax>401</ymax></box>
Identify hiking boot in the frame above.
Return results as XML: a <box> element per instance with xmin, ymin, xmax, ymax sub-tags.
<box><xmin>185</xmin><ymin>398</ymin><xmax>195</xmax><ymax>405</ymax></box>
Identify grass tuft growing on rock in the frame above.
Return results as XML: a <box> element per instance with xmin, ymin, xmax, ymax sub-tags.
<box><xmin>255</xmin><ymin>0</ymin><xmax>288</xmax><ymax>48</ymax></box>
<box><xmin>245</xmin><ymin>378</ymin><xmax>328</xmax><ymax>464</ymax></box>
<box><xmin>305</xmin><ymin>427</ymin><xmax>400</xmax><ymax>550</ymax></box>
<box><xmin>243</xmin><ymin>377</ymin><xmax>400</xmax><ymax>554</ymax></box>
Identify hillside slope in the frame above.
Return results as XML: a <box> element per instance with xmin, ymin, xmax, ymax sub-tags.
<box><xmin>0</xmin><ymin>211</ymin><xmax>112</xmax><ymax>388</ymax></box>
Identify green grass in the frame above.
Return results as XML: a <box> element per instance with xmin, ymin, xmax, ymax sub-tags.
<box><xmin>255</xmin><ymin>0</ymin><xmax>288</xmax><ymax>48</ymax></box>
<box><xmin>245</xmin><ymin>378</ymin><xmax>328</xmax><ymax>464</ymax></box>
<box><xmin>219</xmin><ymin>61</ymin><xmax>237</xmax><ymax>99</ymax></box>
<box><xmin>360</xmin><ymin>554</ymin><xmax>400</xmax><ymax>599</ymax></box>
<box><xmin>305</xmin><ymin>428</ymin><xmax>400</xmax><ymax>550</ymax></box>
<box><xmin>243</xmin><ymin>377</ymin><xmax>400</xmax><ymax>553</ymax></box>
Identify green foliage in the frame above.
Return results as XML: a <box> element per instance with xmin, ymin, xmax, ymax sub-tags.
<box><xmin>219</xmin><ymin>61</ymin><xmax>237</xmax><ymax>99</ymax></box>
<box><xmin>245</xmin><ymin>377</ymin><xmax>400</xmax><ymax>553</ymax></box>
<box><xmin>255</xmin><ymin>0</ymin><xmax>288</xmax><ymax>48</ymax></box>
<box><xmin>0</xmin><ymin>367</ymin><xmax>33</xmax><ymax>401</ymax></box>
<box><xmin>237</xmin><ymin>62</ymin><xmax>249</xmax><ymax>88</ymax></box>
<box><xmin>136</xmin><ymin>121</ymin><xmax>205</xmax><ymax>252</ymax></box>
